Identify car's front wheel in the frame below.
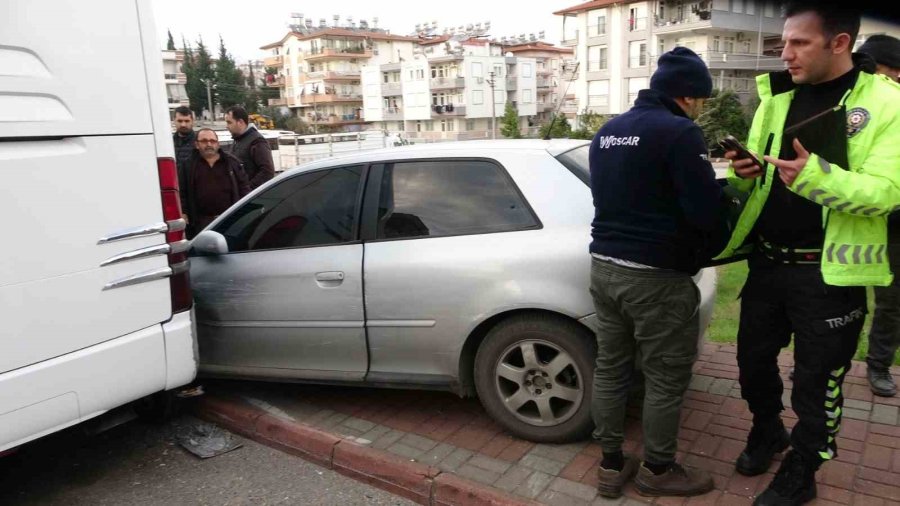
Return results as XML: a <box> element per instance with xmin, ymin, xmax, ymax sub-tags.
<box><xmin>474</xmin><ymin>314</ymin><xmax>596</xmax><ymax>443</ymax></box>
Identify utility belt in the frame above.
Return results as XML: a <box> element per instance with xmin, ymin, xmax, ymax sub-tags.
<box><xmin>757</xmin><ymin>236</ymin><xmax>822</xmax><ymax>265</ymax></box>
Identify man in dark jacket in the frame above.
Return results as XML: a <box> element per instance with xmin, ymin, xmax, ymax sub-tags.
<box><xmin>182</xmin><ymin>128</ymin><xmax>251</xmax><ymax>238</ymax></box>
<box><xmin>224</xmin><ymin>106</ymin><xmax>274</xmax><ymax>189</ymax></box>
<box><xmin>588</xmin><ymin>47</ymin><xmax>728</xmax><ymax>499</ymax></box>
<box><xmin>172</xmin><ymin>106</ymin><xmax>196</xmax><ymax>171</ymax></box>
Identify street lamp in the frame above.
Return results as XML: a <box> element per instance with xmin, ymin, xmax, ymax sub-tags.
<box><xmin>486</xmin><ymin>71</ymin><xmax>497</xmax><ymax>139</ymax></box>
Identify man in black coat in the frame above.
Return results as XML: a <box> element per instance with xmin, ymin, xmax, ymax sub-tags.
<box><xmin>224</xmin><ymin>106</ymin><xmax>275</xmax><ymax>189</ymax></box>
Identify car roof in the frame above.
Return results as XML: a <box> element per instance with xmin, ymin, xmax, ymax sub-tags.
<box><xmin>283</xmin><ymin>138</ymin><xmax>590</xmax><ymax>174</ymax></box>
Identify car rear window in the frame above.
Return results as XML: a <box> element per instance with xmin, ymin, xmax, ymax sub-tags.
<box><xmin>554</xmin><ymin>145</ymin><xmax>590</xmax><ymax>186</ymax></box>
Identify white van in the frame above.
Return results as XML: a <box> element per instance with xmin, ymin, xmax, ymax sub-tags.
<box><xmin>0</xmin><ymin>0</ymin><xmax>196</xmax><ymax>452</ymax></box>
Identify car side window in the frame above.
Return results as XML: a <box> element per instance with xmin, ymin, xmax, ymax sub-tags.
<box><xmin>376</xmin><ymin>160</ymin><xmax>538</xmax><ymax>240</ymax></box>
<box><xmin>214</xmin><ymin>165</ymin><xmax>363</xmax><ymax>252</ymax></box>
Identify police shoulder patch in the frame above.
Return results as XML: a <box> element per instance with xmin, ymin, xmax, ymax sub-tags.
<box><xmin>846</xmin><ymin>107</ymin><xmax>870</xmax><ymax>138</ymax></box>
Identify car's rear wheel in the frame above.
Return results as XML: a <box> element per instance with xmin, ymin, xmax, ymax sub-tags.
<box><xmin>474</xmin><ymin>314</ymin><xmax>595</xmax><ymax>443</ymax></box>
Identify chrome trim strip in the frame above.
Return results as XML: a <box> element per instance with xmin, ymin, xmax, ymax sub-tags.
<box><xmin>102</xmin><ymin>266</ymin><xmax>172</xmax><ymax>291</ymax></box>
<box><xmin>197</xmin><ymin>320</ymin><xmax>364</xmax><ymax>328</ymax></box>
<box><xmin>167</xmin><ymin>219</ymin><xmax>186</xmax><ymax>233</ymax></box>
<box><xmin>100</xmin><ymin>244</ymin><xmax>170</xmax><ymax>267</ymax></box>
<box><xmin>97</xmin><ymin>222</ymin><xmax>167</xmax><ymax>244</ymax></box>
<box><xmin>171</xmin><ymin>260</ymin><xmax>190</xmax><ymax>275</ymax></box>
<box><xmin>366</xmin><ymin>320</ymin><xmax>437</xmax><ymax>328</ymax></box>
<box><xmin>169</xmin><ymin>239</ymin><xmax>191</xmax><ymax>255</ymax></box>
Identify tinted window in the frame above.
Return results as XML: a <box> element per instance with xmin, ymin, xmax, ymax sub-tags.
<box><xmin>376</xmin><ymin>160</ymin><xmax>538</xmax><ymax>240</ymax></box>
<box><xmin>554</xmin><ymin>145</ymin><xmax>590</xmax><ymax>186</ymax></box>
<box><xmin>215</xmin><ymin>166</ymin><xmax>362</xmax><ymax>252</ymax></box>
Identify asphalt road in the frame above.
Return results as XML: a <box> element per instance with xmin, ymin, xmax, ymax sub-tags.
<box><xmin>0</xmin><ymin>414</ymin><xmax>415</xmax><ymax>506</ymax></box>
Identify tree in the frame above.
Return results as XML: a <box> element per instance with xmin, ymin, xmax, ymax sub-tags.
<box><xmin>538</xmin><ymin>114</ymin><xmax>572</xmax><ymax>139</ymax></box>
<box><xmin>570</xmin><ymin>109</ymin><xmax>610</xmax><ymax>140</ymax></box>
<box><xmin>500</xmin><ymin>103</ymin><xmax>522</xmax><ymax>138</ymax></box>
<box><xmin>166</xmin><ymin>29</ymin><xmax>175</xmax><ymax>50</ymax></box>
<box><xmin>695</xmin><ymin>89</ymin><xmax>750</xmax><ymax>156</ymax></box>
<box><xmin>214</xmin><ymin>36</ymin><xmax>246</xmax><ymax>109</ymax></box>
<box><xmin>183</xmin><ymin>36</ymin><xmax>214</xmax><ymax>117</ymax></box>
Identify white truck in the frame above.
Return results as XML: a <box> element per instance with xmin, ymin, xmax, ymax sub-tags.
<box><xmin>0</xmin><ymin>0</ymin><xmax>197</xmax><ymax>452</ymax></box>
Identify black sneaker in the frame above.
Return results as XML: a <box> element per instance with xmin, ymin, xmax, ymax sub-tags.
<box><xmin>753</xmin><ymin>450</ymin><xmax>817</xmax><ymax>505</ymax></box>
<box><xmin>868</xmin><ymin>367</ymin><xmax>897</xmax><ymax>397</ymax></box>
<box><xmin>736</xmin><ymin>419</ymin><xmax>790</xmax><ymax>476</ymax></box>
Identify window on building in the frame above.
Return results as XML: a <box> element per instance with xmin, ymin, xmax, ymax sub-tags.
<box><xmin>472</xmin><ymin>62</ymin><xmax>483</xmax><ymax>78</ymax></box>
<box><xmin>627</xmin><ymin>77</ymin><xmax>647</xmax><ymax>106</ymax></box>
<box><xmin>523</xmin><ymin>90</ymin><xmax>533</xmax><ymax>103</ymax></box>
<box><xmin>375</xmin><ymin>160</ymin><xmax>538</xmax><ymax>240</ymax></box>
<box><xmin>425</xmin><ymin>120</ymin><xmax>434</xmax><ymax>131</ymax></box>
<box><xmin>466</xmin><ymin>119</ymin><xmax>476</xmax><ymax>131</ymax></box>
<box><xmin>588</xmin><ymin>80</ymin><xmax>609</xmax><ymax>107</ymax></box>
<box><xmin>473</xmin><ymin>90</ymin><xmax>484</xmax><ymax>105</ymax></box>
<box><xmin>588</xmin><ymin>46</ymin><xmax>608</xmax><ymax>71</ymax></box>
<box><xmin>724</xmin><ymin>36</ymin><xmax>735</xmax><ymax>53</ymax></box>
<box><xmin>522</xmin><ymin>63</ymin><xmax>532</xmax><ymax>78</ymax></box>
<box><xmin>629</xmin><ymin>41</ymin><xmax>648</xmax><ymax>68</ymax></box>
<box><xmin>712</xmin><ymin>36</ymin><xmax>721</xmax><ymax>52</ymax></box>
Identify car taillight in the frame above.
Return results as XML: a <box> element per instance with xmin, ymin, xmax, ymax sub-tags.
<box><xmin>158</xmin><ymin>157</ymin><xmax>192</xmax><ymax>314</ymax></box>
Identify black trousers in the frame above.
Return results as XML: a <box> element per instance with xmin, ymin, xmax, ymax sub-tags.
<box><xmin>737</xmin><ymin>254</ymin><xmax>866</xmax><ymax>467</ymax></box>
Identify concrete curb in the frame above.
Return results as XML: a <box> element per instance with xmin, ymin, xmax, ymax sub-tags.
<box><xmin>193</xmin><ymin>394</ymin><xmax>540</xmax><ymax>506</ymax></box>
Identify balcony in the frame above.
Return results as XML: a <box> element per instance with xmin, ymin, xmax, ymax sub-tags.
<box><xmin>506</xmin><ymin>77</ymin><xmax>517</xmax><ymax>90</ymax></box>
<box><xmin>305</xmin><ymin>70</ymin><xmax>361</xmax><ymax>81</ymax></box>
<box><xmin>164</xmin><ymin>73</ymin><xmax>187</xmax><ymax>84</ymax></box>
<box><xmin>304</xmin><ymin>47</ymin><xmax>373</xmax><ymax>62</ymax></box>
<box><xmin>384</xmin><ymin>107</ymin><xmax>404</xmax><ymax>120</ymax></box>
<box><xmin>430</xmin><ymin>104</ymin><xmax>466</xmax><ymax>117</ymax></box>
<box><xmin>300</xmin><ymin>92</ymin><xmax>363</xmax><ymax>105</ymax></box>
<box><xmin>166</xmin><ymin>97</ymin><xmax>190</xmax><ymax>107</ymax></box>
<box><xmin>537</xmin><ymin>77</ymin><xmax>551</xmax><ymax>88</ymax></box>
<box><xmin>626</xmin><ymin>17</ymin><xmax>649</xmax><ymax>32</ymax></box>
<box><xmin>382</xmin><ymin>82</ymin><xmax>402</xmax><ymax>96</ymax></box>
<box><xmin>268</xmin><ymin>97</ymin><xmax>297</xmax><ymax>107</ymax></box>
<box><xmin>561</xmin><ymin>30</ymin><xmax>578</xmax><ymax>47</ymax></box>
<box><xmin>702</xmin><ymin>51</ymin><xmax>785</xmax><ymax>71</ymax></box>
<box><xmin>306</xmin><ymin>112</ymin><xmax>368</xmax><ymax>125</ymax></box>
<box><xmin>264</xmin><ymin>55</ymin><xmax>284</xmax><ymax>66</ymax></box>
<box><xmin>430</xmin><ymin>76</ymin><xmax>465</xmax><ymax>90</ymax></box>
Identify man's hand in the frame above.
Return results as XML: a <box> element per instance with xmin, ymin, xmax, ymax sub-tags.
<box><xmin>724</xmin><ymin>150</ymin><xmax>763</xmax><ymax>179</ymax></box>
<box><xmin>763</xmin><ymin>138</ymin><xmax>810</xmax><ymax>187</ymax></box>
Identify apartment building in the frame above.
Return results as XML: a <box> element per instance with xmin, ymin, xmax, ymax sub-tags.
<box><xmin>500</xmin><ymin>42</ymin><xmax>576</xmax><ymax>131</ymax></box>
<box><xmin>161</xmin><ymin>49</ymin><xmax>189</xmax><ymax>119</ymax></box>
<box><xmin>555</xmin><ymin>0</ymin><xmax>785</xmax><ymax>119</ymax></box>
<box><xmin>261</xmin><ymin>15</ymin><xmax>420</xmax><ymax>131</ymax></box>
<box><xmin>361</xmin><ymin>33</ymin><xmax>547</xmax><ymax>141</ymax></box>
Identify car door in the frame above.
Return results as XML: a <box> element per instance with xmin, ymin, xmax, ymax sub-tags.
<box><xmin>190</xmin><ymin>165</ymin><xmax>368</xmax><ymax>381</ymax></box>
<box><xmin>360</xmin><ymin>158</ymin><xmax>542</xmax><ymax>385</ymax></box>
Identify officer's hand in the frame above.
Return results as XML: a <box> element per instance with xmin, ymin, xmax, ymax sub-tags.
<box><xmin>725</xmin><ymin>150</ymin><xmax>763</xmax><ymax>179</ymax></box>
<box><xmin>764</xmin><ymin>138</ymin><xmax>809</xmax><ymax>187</ymax></box>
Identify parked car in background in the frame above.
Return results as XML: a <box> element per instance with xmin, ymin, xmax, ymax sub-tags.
<box><xmin>189</xmin><ymin>140</ymin><xmax>717</xmax><ymax>442</ymax></box>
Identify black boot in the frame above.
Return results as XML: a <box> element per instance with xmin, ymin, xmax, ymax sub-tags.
<box><xmin>753</xmin><ymin>450</ymin><xmax>817</xmax><ymax>506</ymax></box>
<box><xmin>736</xmin><ymin>418</ymin><xmax>790</xmax><ymax>476</ymax></box>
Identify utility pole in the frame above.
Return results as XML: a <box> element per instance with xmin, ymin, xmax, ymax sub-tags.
<box><xmin>202</xmin><ymin>79</ymin><xmax>214</xmax><ymax>121</ymax></box>
<box><xmin>486</xmin><ymin>71</ymin><xmax>497</xmax><ymax>139</ymax></box>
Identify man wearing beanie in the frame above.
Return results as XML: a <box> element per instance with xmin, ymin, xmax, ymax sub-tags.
<box><xmin>716</xmin><ymin>2</ymin><xmax>900</xmax><ymax>505</ymax></box>
<box><xmin>587</xmin><ymin>46</ymin><xmax>728</xmax><ymax>498</ymax></box>
<box><xmin>856</xmin><ymin>34</ymin><xmax>900</xmax><ymax>398</ymax></box>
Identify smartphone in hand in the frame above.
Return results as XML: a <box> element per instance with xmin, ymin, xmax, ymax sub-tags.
<box><xmin>718</xmin><ymin>135</ymin><xmax>763</xmax><ymax>168</ymax></box>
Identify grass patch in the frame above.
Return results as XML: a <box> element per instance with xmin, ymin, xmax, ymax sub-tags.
<box><xmin>708</xmin><ymin>262</ymin><xmax>893</xmax><ymax>365</ymax></box>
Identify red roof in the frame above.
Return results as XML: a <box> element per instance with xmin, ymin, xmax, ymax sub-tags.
<box><xmin>418</xmin><ymin>35</ymin><xmax>452</xmax><ymax>46</ymax></box>
<box><xmin>553</xmin><ymin>0</ymin><xmax>639</xmax><ymax>16</ymax></box>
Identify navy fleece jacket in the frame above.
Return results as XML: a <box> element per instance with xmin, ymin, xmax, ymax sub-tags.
<box><xmin>589</xmin><ymin>89</ymin><xmax>728</xmax><ymax>274</ymax></box>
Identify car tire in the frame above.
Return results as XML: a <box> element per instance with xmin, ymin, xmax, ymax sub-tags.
<box><xmin>474</xmin><ymin>314</ymin><xmax>596</xmax><ymax>443</ymax></box>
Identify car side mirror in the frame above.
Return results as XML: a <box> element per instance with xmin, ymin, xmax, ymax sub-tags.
<box><xmin>191</xmin><ymin>230</ymin><xmax>229</xmax><ymax>256</ymax></box>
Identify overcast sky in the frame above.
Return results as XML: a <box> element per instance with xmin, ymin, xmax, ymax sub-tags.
<box><xmin>152</xmin><ymin>0</ymin><xmax>579</xmax><ymax>63</ymax></box>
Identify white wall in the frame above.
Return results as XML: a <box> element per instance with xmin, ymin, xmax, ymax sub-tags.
<box><xmin>516</xmin><ymin>58</ymin><xmax>538</xmax><ymax>117</ymax></box>
<box><xmin>401</xmin><ymin>57</ymin><xmax>431</xmax><ymax>120</ymax></box>
<box><xmin>361</xmin><ymin>65</ymin><xmax>383</xmax><ymax>121</ymax></box>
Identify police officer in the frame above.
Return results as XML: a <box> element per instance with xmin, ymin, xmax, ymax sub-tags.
<box><xmin>715</xmin><ymin>3</ymin><xmax>900</xmax><ymax>504</ymax></box>
<box><xmin>589</xmin><ymin>47</ymin><xmax>728</xmax><ymax>499</ymax></box>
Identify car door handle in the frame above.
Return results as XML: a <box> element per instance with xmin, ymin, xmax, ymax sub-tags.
<box><xmin>315</xmin><ymin>271</ymin><xmax>344</xmax><ymax>282</ymax></box>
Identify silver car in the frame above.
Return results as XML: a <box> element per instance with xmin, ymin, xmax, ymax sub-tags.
<box><xmin>189</xmin><ymin>139</ymin><xmax>717</xmax><ymax>442</ymax></box>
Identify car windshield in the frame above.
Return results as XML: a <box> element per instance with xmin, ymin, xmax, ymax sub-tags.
<box><xmin>554</xmin><ymin>145</ymin><xmax>590</xmax><ymax>186</ymax></box>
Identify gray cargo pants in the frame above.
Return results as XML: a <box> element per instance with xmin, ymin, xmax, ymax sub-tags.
<box><xmin>589</xmin><ymin>257</ymin><xmax>700</xmax><ymax>465</ymax></box>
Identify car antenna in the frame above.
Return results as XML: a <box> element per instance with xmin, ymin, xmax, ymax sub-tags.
<box><xmin>543</xmin><ymin>61</ymin><xmax>580</xmax><ymax>140</ymax></box>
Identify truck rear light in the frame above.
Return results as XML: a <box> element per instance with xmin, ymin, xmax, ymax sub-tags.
<box><xmin>157</xmin><ymin>157</ymin><xmax>192</xmax><ymax>314</ymax></box>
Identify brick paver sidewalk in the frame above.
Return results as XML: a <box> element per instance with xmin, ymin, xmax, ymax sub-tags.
<box><xmin>209</xmin><ymin>344</ymin><xmax>900</xmax><ymax>505</ymax></box>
